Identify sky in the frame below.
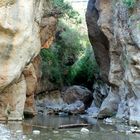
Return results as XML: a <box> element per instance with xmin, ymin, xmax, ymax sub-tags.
<box><xmin>65</xmin><ymin>0</ymin><xmax>88</xmax><ymax>16</ymax></box>
<box><xmin>65</xmin><ymin>0</ymin><xmax>89</xmax><ymax>33</ymax></box>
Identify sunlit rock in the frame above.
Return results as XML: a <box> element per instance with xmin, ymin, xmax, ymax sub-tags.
<box><xmin>80</xmin><ymin>128</ymin><xmax>89</xmax><ymax>134</ymax></box>
<box><xmin>33</xmin><ymin>130</ymin><xmax>40</xmax><ymax>135</ymax></box>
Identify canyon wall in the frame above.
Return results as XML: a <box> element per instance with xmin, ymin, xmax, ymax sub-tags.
<box><xmin>0</xmin><ymin>0</ymin><xmax>57</xmax><ymax>120</ymax></box>
<box><xmin>86</xmin><ymin>0</ymin><xmax>140</xmax><ymax>125</ymax></box>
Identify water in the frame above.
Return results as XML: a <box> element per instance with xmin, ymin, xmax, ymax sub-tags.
<box><xmin>0</xmin><ymin>115</ymin><xmax>140</xmax><ymax>140</ymax></box>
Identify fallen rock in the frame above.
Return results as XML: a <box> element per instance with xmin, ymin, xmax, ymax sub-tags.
<box><xmin>86</xmin><ymin>101</ymin><xmax>99</xmax><ymax>118</ymax></box>
<box><xmin>63</xmin><ymin>100</ymin><xmax>85</xmax><ymax>114</ymax></box>
<box><xmin>62</xmin><ymin>85</ymin><xmax>93</xmax><ymax>109</ymax></box>
<box><xmin>33</xmin><ymin>130</ymin><xmax>40</xmax><ymax>135</ymax></box>
<box><xmin>80</xmin><ymin>128</ymin><xmax>89</xmax><ymax>134</ymax></box>
<box><xmin>98</xmin><ymin>91</ymin><xmax>120</xmax><ymax>119</ymax></box>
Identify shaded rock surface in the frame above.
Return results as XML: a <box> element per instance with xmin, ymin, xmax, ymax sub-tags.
<box><xmin>62</xmin><ymin>85</ymin><xmax>93</xmax><ymax>109</ymax></box>
<box><xmin>23</xmin><ymin>63</ymin><xmax>37</xmax><ymax>116</ymax></box>
<box><xmin>86</xmin><ymin>0</ymin><xmax>140</xmax><ymax>125</ymax></box>
<box><xmin>36</xmin><ymin>86</ymin><xmax>93</xmax><ymax>115</ymax></box>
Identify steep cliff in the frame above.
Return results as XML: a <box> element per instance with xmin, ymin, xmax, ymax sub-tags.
<box><xmin>0</xmin><ymin>0</ymin><xmax>57</xmax><ymax>120</ymax></box>
<box><xmin>86</xmin><ymin>0</ymin><xmax>140</xmax><ymax>125</ymax></box>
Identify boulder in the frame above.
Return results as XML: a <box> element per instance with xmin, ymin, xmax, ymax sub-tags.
<box><xmin>62</xmin><ymin>85</ymin><xmax>93</xmax><ymax>109</ymax></box>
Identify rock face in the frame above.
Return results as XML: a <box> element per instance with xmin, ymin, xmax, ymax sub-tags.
<box><xmin>86</xmin><ymin>0</ymin><xmax>140</xmax><ymax>125</ymax></box>
<box><xmin>86</xmin><ymin>0</ymin><xmax>110</xmax><ymax>83</ymax></box>
<box><xmin>23</xmin><ymin>63</ymin><xmax>37</xmax><ymax>116</ymax></box>
<box><xmin>0</xmin><ymin>75</ymin><xmax>26</xmax><ymax>120</ymax></box>
<box><xmin>0</xmin><ymin>0</ymin><xmax>57</xmax><ymax>120</ymax></box>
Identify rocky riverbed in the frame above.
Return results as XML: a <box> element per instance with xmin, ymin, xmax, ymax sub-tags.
<box><xmin>1</xmin><ymin>115</ymin><xmax>140</xmax><ymax>140</ymax></box>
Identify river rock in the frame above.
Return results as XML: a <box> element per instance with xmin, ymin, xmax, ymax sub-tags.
<box><xmin>62</xmin><ymin>85</ymin><xmax>93</xmax><ymax>109</ymax></box>
<box><xmin>33</xmin><ymin>130</ymin><xmax>40</xmax><ymax>135</ymax></box>
<box><xmin>63</xmin><ymin>100</ymin><xmax>85</xmax><ymax>114</ymax></box>
<box><xmin>86</xmin><ymin>101</ymin><xmax>99</xmax><ymax>118</ymax></box>
<box><xmin>36</xmin><ymin>90</ymin><xmax>85</xmax><ymax>114</ymax></box>
<box><xmin>80</xmin><ymin>128</ymin><xmax>89</xmax><ymax>134</ymax></box>
<box><xmin>36</xmin><ymin>90</ymin><xmax>65</xmax><ymax>114</ymax></box>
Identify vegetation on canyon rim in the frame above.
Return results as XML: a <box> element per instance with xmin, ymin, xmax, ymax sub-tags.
<box><xmin>41</xmin><ymin>0</ymin><xmax>99</xmax><ymax>89</ymax></box>
<box><xmin>123</xmin><ymin>0</ymin><xmax>136</xmax><ymax>8</ymax></box>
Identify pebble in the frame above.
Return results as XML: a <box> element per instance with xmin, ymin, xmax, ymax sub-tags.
<box><xmin>53</xmin><ymin>130</ymin><xmax>59</xmax><ymax>134</ymax></box>
<box><xmin>126</xmin><ymin>130</ymin><xmax>131</xmax><ymax>135</ymax></box>
<box><xmin>130</xmin><ymin>128</ymin><xmax>135</xmax><ymax>133</ymax></box>
<box><xmin>80</xmin><ymin>128</ymin><xmax>89</xmax><ymax>134</ymax></box>
<box><xmin>22</xmin><ymin>135</ymin><xmax>27</xmax><ymax>139</ymax></box>
<box><xmin>33</xmin><ymin>130</ymin><xmax>40</xmax><ymax>135</ymax></box>
<box><xmin>16</xmin><ymin>130</ymin><xmax>22</xmax><ymax>133</ymax></box>
<box><xmin>104</xmin><ymin>118</ymin><xmax>113</xmax><ymax>124</ymax></box>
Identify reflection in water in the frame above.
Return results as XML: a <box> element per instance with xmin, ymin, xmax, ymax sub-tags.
<box><xmin>0</xmin><ymin>115</ymin><xmax>140</xmax><ymax>140</ymax></box>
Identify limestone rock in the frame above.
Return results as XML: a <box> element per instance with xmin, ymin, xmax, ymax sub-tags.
<box><xmin>0</xmin><ymin>0</ymin><xmax>56</xmax><ymax>120</ymax></box>
<box><xmin>23</xmin><ymin>63</ymin><xmax>37</xmax><ymax>116</ymax></box>
<box><xmin>93</xmin><ymin>82</ymin><xmax>109</xmax><ymax>108</ymax></box>
<box><xmin>0</xmin><ymin>75</ymin><xmax>26</xmax><ymax>120</ymax></box>
<box><xmin>40</xmin><ymin>16</ymin><xmax>58</xmax><ymax>48</ymax></box>
<box><xmin>63</xmin><ymin>100</ymin><xmax>85</xmax><ymax>114</ymax></box>
<box><xmin>36</xmin><ymin>89</ymin><xmax>85</xmax><ymax>115</ymax></box>
<box><xmin>86</xmin><ymin>0</ymin><xmax>140</xmax><ymax>125</ymax></box>
<box><xmin>86</xmin><ymin>0</ymin><xmax>110</xmax><ymax>82</ymax></box>
<box><xmin>62</xmin><ymin>85</ymin><xmax>93</xmax><ymax>109</ymax></box>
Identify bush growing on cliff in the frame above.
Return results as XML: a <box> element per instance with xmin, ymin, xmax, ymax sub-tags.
<box><xmin>66</xmin><ymin>46</ymin><xmax>99</xmax><ymax>88</ymax></box>
<box><xmin>123</xmin><ymin>0</ymin><xmax>136</xmax><ymax>8</ymax></box>
<box><xmin>50</xmin><ymin>0</ymin><xmax>81</xmax><ymax>24</ymax></box>
<box><xmin>40</xmin><ymin>21</ymin><xmax>99</xmax><ymax>88</ymax></box>
<box><xmin>40</xmin><ymin>22</ymin><xmax>82</xmax><ymax>87</ymax></box>
<box><xmin>40</xmin><ymin>1</ymin><xmax>99</xmax><ymax>89</ymax></box>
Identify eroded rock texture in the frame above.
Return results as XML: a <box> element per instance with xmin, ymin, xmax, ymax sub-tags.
<box><xmin>0</xmin><ymin>0</ymin><xmax>57</xmax><ymax>120</ymax></box>
<box><xmin>87</xmin><ymin>0</ymin><xmax>140</xmax><ymax>125</ymax></box>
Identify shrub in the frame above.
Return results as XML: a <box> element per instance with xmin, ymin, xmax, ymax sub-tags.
<box><xmin>123</xmin><ymin>0</ymin><xmax>136</xmax><ymax>8</ymax></box>
<box><xmin>40</xmin><ymin>1</ymin><xmax>99</xmax><ymax>89</ymax></box>
<box><xmin>66</xmin><ymin>46</ymin><xmax>99</xmax><ymax>88</ymax></box>
<box><xmin>50</xmin><ymin>0</ymin><xmax>81</xmax><ymax>23</ymax></box>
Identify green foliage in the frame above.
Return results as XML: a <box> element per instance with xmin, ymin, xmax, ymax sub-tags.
<box><xmin>40</xmin><ymin>48</ymin><xmax>63</xmax><ymax>86</ymax></box>
<box><xmin>40</xmin><ymin>21</ymin><xmax>99</xmax><ymax>88</ymax></box>
<box><xmin>50</xmin><ymin>0</ymin><xmax>81</xmax><ymax>24</ymax></box>
<box><xmin>123</xmin><ymin>0</ymin><xmax>136</xmax><ymax>8</ymax></box>
<box><xmin>40</xmin><ymin>22</ymin><xmax>82</xmax><ymax>87</ymax></box>
<box><xmin>66</xmin><ymin>46</ymin><xmax>99</xmax><ymax>88</ymax></box>
<box><xmin>40</xmin><ymin>1</ymin><xmax>99</xmax><ymax>89</ymax></box>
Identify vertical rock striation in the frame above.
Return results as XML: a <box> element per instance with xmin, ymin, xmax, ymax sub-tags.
<box><xmin>86</xmin><ymin>0</ymin><xmax>140</xmax><ymax>125</ymax></box>
<box><xmin>0</xmin><ymin>0</ymin><xmax>57</xmax><ymax>120</ymax></box>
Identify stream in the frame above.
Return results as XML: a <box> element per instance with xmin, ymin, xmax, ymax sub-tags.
<box><xmin>0</xmin><ymin>115</ymin><xmax>140</xmax><ymax>140</ymax></box>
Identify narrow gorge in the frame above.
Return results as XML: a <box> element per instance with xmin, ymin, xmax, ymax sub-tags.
<box><xmin>0</xmin><ymin>0</ymin><xmax>140</xmax><ymax>139</ymax></box>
